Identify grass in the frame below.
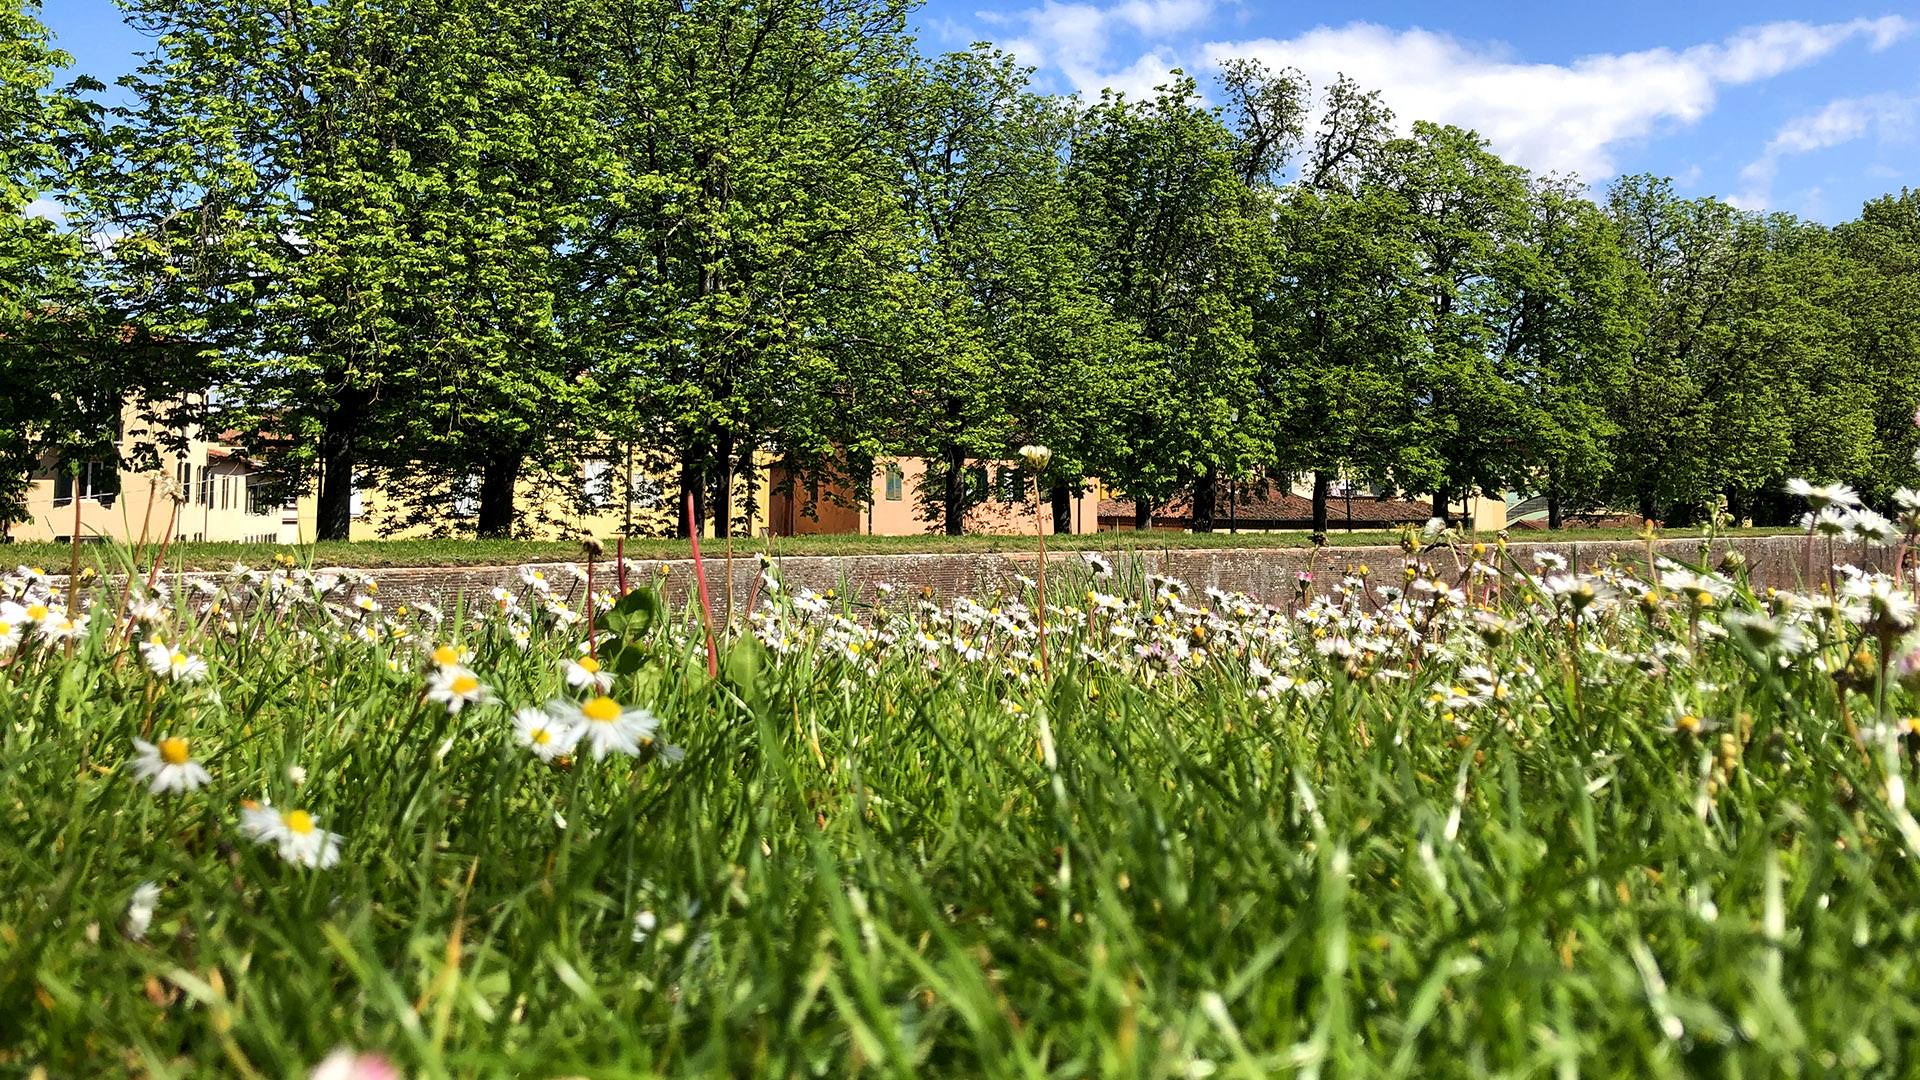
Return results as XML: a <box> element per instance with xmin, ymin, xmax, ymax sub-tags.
<box><xmin>4</xmin><ymin>535</ymin><xmax>1918</xmax><ymax>1076</ymax></box>
<box><xmin>2</xmin><ymin>525</ymin><xmax>1799</xmax><ymax>572</ymax></box>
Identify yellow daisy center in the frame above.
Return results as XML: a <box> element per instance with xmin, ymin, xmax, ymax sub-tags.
<box><xmin>170</xmin><ymin>651</ymin><xmax>186</xmax><ymax>666</ymax></box>
<box><xmin>1677</xmin><ymin>715</ymin><xmax>1701</xmax><ymax>733</ymax></box>
<box><xmin>433</xmin><ymin>645</ymin><xmax>461</xmax><ymax>665</ymax></box>
<box><xmin>532</xmin><ymin>728</ymin><xmax>552</xmax><ymax>745</ymax></box>
<box><xmin>450</xmin><ymin>675</ymin><xmax>480</xmax><ymax>695</ymax></box>
<box><xmin>577</xmin><ymin>657</ymin><xmax>600</xmax><ymax>673</ymax></box>
<box><xmin>0</xmin><ymin>622</ymin><xmax>10</xmax><ymax>637</ymax></box>
<box><xmin>283</xmin><ymin>810</ymin><xmax>315</xmax><ymax>834</ymax></box>
<box><xmin>158</xmin><ymin>737</ymin><xmax>191</xmax><ymax>765</ymax></box>
<box><xmin>582</xmin><ymin>696</ymin><xmax>622</xmax><ymax>723</ymax></box>
<box><xmin>26</xmin><ymin>604</ymin><xmax>48</xmax><ymax>620</ymax></box>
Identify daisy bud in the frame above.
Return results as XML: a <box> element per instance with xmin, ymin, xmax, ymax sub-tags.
<box><xmin>1017</xmin><ymin>444</ymin><xmax>1052</xmax><ymax>473</ymax></box>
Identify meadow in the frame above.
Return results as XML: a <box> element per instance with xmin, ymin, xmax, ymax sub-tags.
<box><xmin>0</xmin><ymin>525</ymin><xmax>1799</xmax><ymax>573</ymax></box>
<box><xmin>4</xmin><ymin>501</ymin><xmax>1920</xmax><ymax>1078</ymax></box>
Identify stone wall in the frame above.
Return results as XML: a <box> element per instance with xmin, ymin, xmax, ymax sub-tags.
<box><xmin>56</xmin><ymin>533</ymin><xmax>1882</xmax><ymax>616</ymax></box>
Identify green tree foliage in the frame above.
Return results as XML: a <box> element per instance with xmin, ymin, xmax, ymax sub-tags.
<box><xmin>577</xmin><ymin>0</ymin><xmax>912</xmax><ymax>538</ymax></box>
<box><xmin>0</xmin><ymin>0</ymin><xmax>181</xmax><ymax>529</ymax></box>
<box><xmin>1833</xmin><ymin>190</ymin><xmax>1920</xmax><ymax>506</ymax></box>
<box><xmin>1487</xmin><ymin>177</ymin><xmax>1636</xmax><ymax>527</ymax></box>
<box><xmin>1603</xmin><ymin>176</ymin><xmax>1881</xmax><ymax>524</ymax></box>
<box><xmin>1261</xmin><ymin>77</ymin><xmax>1428</xmax><ymax>531</ymax></box>
<box><xmin>1068</xmin><ymin>75</ymin><xmax>1264</xmax><ymax>527</ymax></box>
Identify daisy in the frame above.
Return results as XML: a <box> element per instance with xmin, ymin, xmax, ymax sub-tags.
<box><xmin>37</xmin><ymin>613</ymin><xmax>87</xmax><ymax>643</ymax></box>
<box><xmin>0</xmin><ymin>611</ymin><xmax>19</xmax><ymax>654</ymax></box>
<box><xmin>130</xmin><ymin>737</ymin><xmax>212</xmax><ymax>794</ymax></box>
<box><xmin>547</xmin><ymin>696</ymin><xmax>659</xmax><ymax>761</ymax></box>
<box><xmin>309</xmin><ymin>1049</ymin><xmax>400</xmax><ymax>1080</ymax></box>
<box><xmin>513</xmin><ymin>706</ymin><xmax>582</xmax><ymax>762</ymax></box>
<box><xmin>141</xmin><ymin>641</ymin><xmax>210</xmax><ymax>682</ymax></box>
<box><xmin>125</xmin><ymin>881</ymin><xmax>162</xmax><ymax>941</ymax></box>
<box><xmin>518</xmin><ymin>565</ymin><xmax>553</xmax><ymax>594</ymax></box>
<box><xmin>240</xmin><ymin>803</ymin><xmax>342</xmax><ymax>868</ymax></box>
<box><xmin>425</xmin><ymin>665</ymin><xmax>492</xmax><ymax>713</ymax></box>
<box><xmin>429</xmin><ymin>642</ymin><xmax>473</xmax><ymax>668</ymax></box>
<box><xmin>1786</xmin><ymin>478</ymin><xmax>1861</xmax><ymax>511</ymax></box>
<box><xmin>564</xmin><ymin>655</ymin><xmax>615</xmax><ymax>693</ymax></box>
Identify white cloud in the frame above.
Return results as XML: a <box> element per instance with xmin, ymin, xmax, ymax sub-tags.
<box><xmin>1199</xmin><ymin>16</ymin><xmax>1912</xmax><ymax>181</ymax></box>
<box><xmin>25</xmin><ymin>197</ymin><xmax>66</xmax><ymax>224</ymax></box>
<box><xmin>1731</xmin><ymin>91</ymin><xmax>1920</xmax><ymax>207</ymax></box>
<box><xmin>980</xmin><ymin>4</ymin><xmax>1914</xmax><ymax>188</ymax></box>
<box><xmin>985</xmin><ymin>0</ymin><xmax>1216</xmax><ymax>98</ymax></box>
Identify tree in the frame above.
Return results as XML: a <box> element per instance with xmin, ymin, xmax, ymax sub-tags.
<box><xmin>576</xmin><ymin>0</ymin><xmax>912</xmax><ymax>538</ymax></box>
<box><xmin>1487</xmin><ymin>176</ymin><xmax>1636</xmax><ymax>526</ymax></box>
<box><xmin>1067</xmin><ymin>75</ymin><xmax>1264</xmax><ymax>528</ymax></box>
<box><xmin>1603</xmin><ymin>176</ymin><xmax>1869</xmax><ymax>524</ymax></box>
<box><xmin>1261</xmin><ymin>76</ymin><xmax>1426</xmax><ymax>532</ymax></box>
<box><xmin>1377</xmin><ymin>122</ymin><xmax>1535</xmax><ymax>517</ymax></box>
<box><xmin>1834</xmin><ymin>189</ymin><xmax>1920</xmax><ymax>507</ymax></box>
<box><xmin>0</xmin><ymin>0</ymin><xmax>183</xmax><ymax>531</ymax></box>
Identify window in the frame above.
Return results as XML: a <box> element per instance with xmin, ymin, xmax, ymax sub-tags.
<box><xmin>582</xmin><ymin>460</ymin><xmax>613</xmax><ymax>509</ymax></box>
<box><xmin>884</xmin><ymin>465</ymin><xmax>903</xmax><ymax>502</ymax></box>
<box><xmin>449</xmin><ymin>475</ymin><xmax>480</xmax><ymax>519</ymax></box>
<box><xmin>175</xmin><ymin>458</ymin><xmax>191</xmax><ymax>495</ymax></box>
<box><xmin>630</xmin><ymin>475</ymin><xmax>664</xmax><ymax>510</ymax></box>
<box><xmin>196</xmin><ymin>466</ymin><xmax>212</xmax><ymax>507</ymax></box>
<box><xmin>246</xmin><ymin>476</ymin><xmax>275</xmax><ymax>516</ymax></box>
<box><xmin>52</xmin><ymin>462</ymin><xmax>120</xmax><ymax>507</ymax></box>
<box><xmin>220</xmin><ymin>475</ymin><xmax>231</xmax><ymax>511</ymax></box>
<box><xmin>995</xmin><ymin>466</ymin><xmax>1026</xmax><ymax>503</ymax></box>
<box><xmin>967</xmin><ymin>466</ymin><xmax>989</xmax><ymax>505</ymax></box>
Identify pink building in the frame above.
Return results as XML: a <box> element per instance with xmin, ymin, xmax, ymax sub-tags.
<box><xmin>767</xmin><ymin>457</ymin><xmax>1102</xmax><ymax>536</ymax></box>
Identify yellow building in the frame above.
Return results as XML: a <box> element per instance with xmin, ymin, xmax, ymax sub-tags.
<box><xmin>7</xmin><ymin>400</ymin><xmax>296</xmax><ymax>545</ymax></box>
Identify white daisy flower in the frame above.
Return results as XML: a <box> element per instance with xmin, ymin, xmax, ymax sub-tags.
<box><xmin>425</xmin><ymin>665</ymin><xmax>492</xmax><ymax>713</ymax></box>
<box><xmin>513</xmin><ymin>706</ymin><xmax>582</xmax><ymax>762</ymax></box>
<box><xmin>125</xmin><ymin>881</ymin><xmax>162</xmax><ymax>941</ymax></box>
<box><xmin>564</xmin><ymin>655</ymin><xmax>615</xmax><ymax>693</ymax></box>
<box><xmin>547</xmin><ymin>696</ymin><xmax>659</xmax><ymax>761</ymax></box>
<box><xmin>141</xmin><ymin>641</ymin><xmax>210</xmax><ymax>682</ymax></box>
<box><xmin>37</xmin><ymin>613</ymin><xmax>87</xmax><ymax>643</ymax></box>
<box><xmin>0</xmin><ymin>611</ymin><xmax>19</xmax><ymax>654</ymax></box>
<box><xmin>130</xmin><ymin>737</ymin><xmax>212</xmax><ymax>794</ymax></box>
<box><xmin>428</xmin><ymin>642</ymin><xmax>474</xmax><ymax>668</ymax></box>
<box><xmin>1786</xmin><ymin>478</ymin><xmax>1861</xmax><ymax>511</ymax></box>
<box><xmin>240</xmin><ymin>804</ymin><xmax>342</xmax><ymax>868</ymax></box>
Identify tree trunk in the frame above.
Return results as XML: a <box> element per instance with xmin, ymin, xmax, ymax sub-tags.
<box><xmin>1191</xmin><ymin>469</ymin><xmax>1216</xmax><ymax>533</ymax></box>
<box><xmin>943</xmin><ymin>443</ymin><xmax>966</xmax><ymax>536</ymax></box>
<box><xmin>733</xmin><ymin>434</ymin><xmax>759</xmax><ymax>535</ymax></box>
<box><xmin>1431</xmin><ymin>486</ymin><xmax>1448</xmax><ymax>522</ymax></box>
<box><xmin>1547</xmin><ymin>465</ymin><xmax>1562</xmax><ymax>531</ymax></box>
<box><xmin>476</xmin><ymin>447</ymin><xmax>523</xmax><ymax>538</ymax></box>
<box><xmin>1134</xmin><ymin>499</ymin><xmax>1151</xmax><ymax>530</ymax></box>
<box><xmin>678</xmin><ymin>451</ymin><xmax>704</xmax><ymax>539</ymax></box>
<box><xmin>1050</xmin><ymin>482</ymin><xmax>1072</xmax><ymax>535</ymax></box>
<box><xmin>709</xmin><ymin>426</ymin><xmax>734</xmax><ymax>538</ymax></box>
<box><xmin>314</xmin><ymin>385</ymin><xmax>364</xmax><ymax>542</ymax></box>
<box><xmin>1637</xmin><ymin>488</ymin><xmax>1656</xmax><ymax>525</ymax></box>
<box><xmin>1311</xmin><ymin>470</ymin><xmax>1330</xmax><ymax>534</ymax></box>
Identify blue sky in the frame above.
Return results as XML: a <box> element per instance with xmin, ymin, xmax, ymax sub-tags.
<box><xmin>36</xmin><ymin>0</ymin><xmax>1920</xmax><ymax>222</ymax></box>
